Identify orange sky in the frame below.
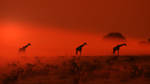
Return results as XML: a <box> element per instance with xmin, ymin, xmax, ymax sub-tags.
<box><xmin>0</xmin><ymin>20</ymin><xmax>150</xmax><ymax>59</ymax></box>
<box><xmin>1</xmin><ymin>0</ymin><xmax>150</xmax><ymax>38</ymax></box>
<box><xmin>0</xmin><ymin>0</ymin><xmax>150</xmax><ymax>59</ymax></box>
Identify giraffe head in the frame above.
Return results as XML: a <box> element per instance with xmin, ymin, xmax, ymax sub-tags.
<box><xmin>83</xmin><ymin>42</ymin><xmax>87</xmax><ymax>45</ymax></box>
<box><xmin>122</xmin><ymin>43</ymin><xmax>127</xmax><ymax>46</ymax></box>
<box><xmin>27</xmin><ymin>43</ymin><xmax>31</xmax><ymax>46</ymax></box>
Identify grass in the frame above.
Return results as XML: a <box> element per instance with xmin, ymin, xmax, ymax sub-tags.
<box><xmin>1</xmin><ymin>56</ymin><xmax>150</xmax><ymax>84</ymax></box>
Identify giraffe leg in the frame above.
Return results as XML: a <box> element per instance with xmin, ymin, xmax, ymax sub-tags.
<box><xmin>76</xmin><ymin>49</ymin><xmax>78</xmax><ymax>55</ymax></box>
<box><xmin>113</xmin><ymin>49</ymin><xmax>116</xmax><ymax>56</ymax></box>
<box><xmin>80</xmin><ymin>49</ymin><xmax>82</xmax><ymax>56</ymax></box>
<box><xmin>118</xmin><ymin>50</ymin><xmax>119</xmax><ymax>56</ymax></box>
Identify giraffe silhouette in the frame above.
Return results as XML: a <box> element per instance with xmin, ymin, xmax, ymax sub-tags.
<box><xmin>19</xmin><ymin>43</ymin><xmax>31</xmax><ymax>53</ymax></box>
<box><xmin>113</xmin><ymin>43</ymin><xmax>127</xmax><ymax>56</ymax></box>
<box><xmin>76</xmin><ymin>42</ymin><xmax>87</xmax><ymax>56</ymax></box>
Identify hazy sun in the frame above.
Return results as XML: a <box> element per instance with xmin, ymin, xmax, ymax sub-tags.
<box><xmin>1</xmin><ymin>21</ymin><xmax>25</xmax><ymax>43</ymax></box>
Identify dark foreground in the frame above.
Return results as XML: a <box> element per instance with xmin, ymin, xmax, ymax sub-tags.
<box><xmin>1</xmin><ymin>56</ymin><xmax>150</xmax><ymax>84</ymax></box>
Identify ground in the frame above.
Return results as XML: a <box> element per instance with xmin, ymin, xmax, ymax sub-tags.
<box><xmin>0</xmin><ymin>56</ymin><xmax>150</xmax><ymax>84</ymax></box>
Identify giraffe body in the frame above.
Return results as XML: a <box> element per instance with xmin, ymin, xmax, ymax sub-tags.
<box><xmin>19</xmin><ymin>43</ymin><xmax>31</xmax><ymax>53</ymax></box>
<box><xmin>76</xmin><ymin>42</ymin><xmax>87</xmax><ymax>56</ymax></box>
<box><xmin>113</xmin><ymin>43</ymin><xmax>127</xmax><ymax>56</ymax></box>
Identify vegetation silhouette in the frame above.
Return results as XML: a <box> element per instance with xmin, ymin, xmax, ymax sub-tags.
<box><xmin>2</xmin><ymin>33</ymin><xmax>150</xmax><ymax>84</ymax></box>
<box><xmin>139</xmin><ymin>38</ymin><xmax>150</xmax><ymax>45</ymax></box>
<box><xmin>104</xmin><ymin>32</ymin><xmax>126</xmax><ymax>42</ymax></box>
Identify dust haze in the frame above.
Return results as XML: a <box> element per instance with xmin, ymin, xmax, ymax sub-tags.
<box><xmin>0</xmin><ymin>20</ymin><xmax>150</xmax><ymax>61</ymax></box>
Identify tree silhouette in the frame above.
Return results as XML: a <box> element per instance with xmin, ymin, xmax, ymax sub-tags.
<box><xmin>104</xmin><ymin>32</ymin><xmax>126</xmax><ymax>42</ymax></box>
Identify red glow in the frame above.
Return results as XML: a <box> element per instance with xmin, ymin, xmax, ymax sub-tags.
<box><xmin>0</xmin><ymin>21</ymin><xmax>150</xmax><ymax>59</ymax></box>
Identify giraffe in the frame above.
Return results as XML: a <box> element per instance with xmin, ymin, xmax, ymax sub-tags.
<box><xmin>76</xmin><ymin>42</ymin><xmax>87</xmax><ymax>56</ymax></box>
<box><xmin>19</xmin><ymin>43</ymin><xmax>31</xmax><ymax>53</ymax></box>
<box><xmin>113</xmin><ymin>43</ymin><xmax>127</xmax><ymax>56</ymax></box>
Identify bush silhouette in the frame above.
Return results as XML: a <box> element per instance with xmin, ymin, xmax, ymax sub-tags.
<box><xmin>104</xmin><ymin>32</ymin><xmax>126</xmax><ymax>42</ymax></box>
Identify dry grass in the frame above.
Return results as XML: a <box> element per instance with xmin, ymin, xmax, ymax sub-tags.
<box><xmin>1</xmin><ymin>56</ymin><xmax>150</xmax><ymax>84</ymax></box>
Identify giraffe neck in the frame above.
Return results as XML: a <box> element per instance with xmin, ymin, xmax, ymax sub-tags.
<box><xmin>23</xmin><ymin>45</ymin><xmax>30</xmax><ymax>49</ymax></box>
<box><xmin>119</xmin><ymin>44</ymin><xmax>126</xmax><ymax>47</ymax></box>
<box><xmin>81</xmin><ymin>44</ymin><xmax>86</xmax><ymax>47</ymax></box>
